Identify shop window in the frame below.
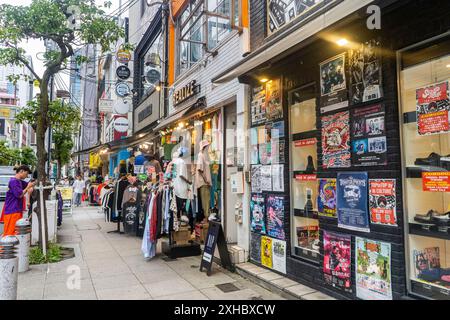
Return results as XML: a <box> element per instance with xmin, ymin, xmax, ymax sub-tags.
<box><xmin>177</xmin><ymin>0</ymin><xmax>240</xmax><ymax>75</ymax></box>
<box><xmin>289</xmin><ymin>83</ymin><xmax>320</xmax><ymax>262</ymax></box>
<box><xmin>399</xmin><ymin>37</ymin><xmax>450</xmax><ymax>299</ymax></box>
<box><xmin>139</xmin><ymin>32</ymin><xmax>163</xmax><ymax>100</ymax></box>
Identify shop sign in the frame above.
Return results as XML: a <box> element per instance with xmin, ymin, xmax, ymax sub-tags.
<box><xmin>116</xmin><ymin>49</ymin><xmax>131</xmax><ymax>64</ymax></box>
<box><xmin>114</xmin><ymin>116</ymin><xmax>129</xmax><ymax>133</ymax></box>
<box><xmin>295</xmin><ymin>174</ymin><xmax>317</xmax><ymax>181</ymax></box>
<box><xmin>116</xmin><ymin>65</ymin><xmax>131</xmax><ymax>80</ymax></box>
<box><xmin>138</xmin><ymin>105</ymin><xmax>152</xmax><ymax>123</ymax></box>
<box><xmin>145</xmin><ymin>69</ymin><xmax>160</xmax><ymax>84</ymax></box>
<box><xmin>294</xmin><ymin>138</ymin><xmax>317</xmax><ymax>147</ymax></box>
<box><xmin>0</xmin><ymin>108</ymin><xmax>10</xmax><ymax>118</ymax></box>
<box><xmin>113</xmin><ymin>99</ymin><xmax>130</xmax><ymax>115</ymax></box>
<box><xmin>173</xmin><ymin>80</ymin><xmax>200</xmax><ymax>106</ymax></box>
<box><xmin>115</xmin><ymin>82</ymin><xmax>131</xmax><ymax>97</ymax></box>
<box><xmin>99</xmin><ymin>99</ymin><xmax>113</xmax><ymax>113</ymax></box>
<box><xmin>422</xmin><ymin>172</ymin><xmax>450</xmax><ymax>192</ymax></box>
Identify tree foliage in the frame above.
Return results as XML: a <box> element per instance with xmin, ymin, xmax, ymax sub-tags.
<box><xmin>0</xmin><ymin>141</ymin><xmax>37</xmax><ymax>166</ymax></box>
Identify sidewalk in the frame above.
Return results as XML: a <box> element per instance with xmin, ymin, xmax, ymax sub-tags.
<box><xmin>17</xmin><ymin>205</ymin><xmax>287</xmax><ymax>300</ymax></box>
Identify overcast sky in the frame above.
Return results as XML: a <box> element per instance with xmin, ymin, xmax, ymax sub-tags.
<box><xmin>0</xmin><ymin>0</ymin><xmax>127</xmax><ymax>91</ymax></box>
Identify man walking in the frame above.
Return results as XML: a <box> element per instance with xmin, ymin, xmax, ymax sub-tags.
<box><xmin>72</xmin><ymin>175</ymin><xmax>85</xmax><ymax>207</ymax></box>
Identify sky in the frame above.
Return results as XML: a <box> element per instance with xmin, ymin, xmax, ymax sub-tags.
<box><xmin>0</xmin><ymin>0</ymin><xmax>128</xmax><ymax>90</ymax></box>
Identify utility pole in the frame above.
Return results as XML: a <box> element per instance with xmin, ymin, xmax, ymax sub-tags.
<box><xmin>47</xmin><ymin>75</ymin><xmax>54</xmax><ymax>180</ymax></box>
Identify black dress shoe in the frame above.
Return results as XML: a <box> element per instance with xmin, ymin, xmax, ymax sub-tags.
<box><xmin>415</xmin><ymin>153</ymin><xmax>441</xmax><ymax>167</ymax></box>
<box><xmin>414</xmin><ymin>210</ymin><xmax>439</xmax><ymax>223</ymax></box>
<box><xmin>432</xmin><ymin>212</ymin><xmax>450</xmax><ymax>226</ymax></box>
<box><xmin>305</xmin><ymin>156</ymin><xmax>315</xmax><ymax>174</ymax></box>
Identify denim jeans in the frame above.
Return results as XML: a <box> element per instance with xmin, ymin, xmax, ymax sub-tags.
<box><xmin>74</xmin><ymin>192</ymin><xmax>82</xmax><ymax>206</ymax></box>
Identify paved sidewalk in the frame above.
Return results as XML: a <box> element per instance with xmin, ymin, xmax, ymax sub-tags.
<box><xmin>18</xmin><ymin>205</ymin><xmax>286</xmax><ymax>300</ymax></box>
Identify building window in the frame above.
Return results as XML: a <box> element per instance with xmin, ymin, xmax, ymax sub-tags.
<box><xmin>139</xmin><ymin>32</ymin><xmax>163</xmax><ymax>100</ymax></box>
<box><xmin>177</xmin><ymin>0</ymin><xmax>240</xmax><ymax>75</ymax></box>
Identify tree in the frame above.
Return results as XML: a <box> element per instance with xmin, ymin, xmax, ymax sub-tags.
<box><xmin>0</xmin><ymin>0</ymin><xmax>125</xmax><ymax>248</ymax></box>
<box><xmin>21</xmin><ymin>146</ymin><xmax>37</xmax><ymax>167</ymax></box>
<box><xmin>0</xmin><ymin>141</ymin><xmax>36</xmax><ymax>166</ymax></box>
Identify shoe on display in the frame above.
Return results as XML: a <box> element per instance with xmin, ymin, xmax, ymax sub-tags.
<box><xmin>432</xmin><ymin>212</ymin><xmax>450</xmax><ymax>226</ymax></box>
<box><xmin>415</xmin><ymin>152</ymin><xmax>441</xmax><ymax>167</ymax></box>
<box><xmin>414</xmin><ymin>209</ymin><xmax>441</xmax><ymax>223</ymax></box>
<box><xmin>305</xmin><ymin>155</ymin><xmax>315</xmax><ymax>174</ymax></box>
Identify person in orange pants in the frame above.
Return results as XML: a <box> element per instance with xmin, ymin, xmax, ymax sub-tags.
<box><xmin>2</xmin><ymin>165</ymin><xmax>35</xmax><ymax>237</ymax></box>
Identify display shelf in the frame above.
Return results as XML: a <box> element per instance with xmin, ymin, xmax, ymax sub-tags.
<box><xmin>409</xmin><ymin>222</ymin><xmax>450</xmax><ymax>240</ymax></box>
<box><xmin>406</xmin><ymin>166</ymin><xmax>448</xmax><ymax>178</ymax></box>
<box><xmin>293</xmin><ymin>246</ymin><xmax>320</xmax><ymax>262</ymax></box>
<box><xmin>411</xmin><ymin>279</ymin><xmax>450</xmax><ymax>300</ymax></box>
<box><xmin>294</xmin><ymin>208</ymin><xmax>319</xmax><ymax>219</ymax></box>
<box><xmin>292</xmin><ymin>130</ymin><xmax>317</xmax><ymax>142</ymax></box>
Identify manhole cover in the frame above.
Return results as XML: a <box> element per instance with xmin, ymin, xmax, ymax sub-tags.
<box><xmin>216</xmin><ymin>283</ymin><xmax>241</xmax><ymax>293</ymax></box>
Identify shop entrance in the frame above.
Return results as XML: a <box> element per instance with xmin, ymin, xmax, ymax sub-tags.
<box><xmin>224</xmin><ymin>103</ymin><xmax>238</xmax><ymax>243</ymax></box>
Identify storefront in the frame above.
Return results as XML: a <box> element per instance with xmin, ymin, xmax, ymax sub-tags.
<box><xmin>219</xmin><ymin>0</ymin><xmax>450</xmax><ymax>300</ymax></box>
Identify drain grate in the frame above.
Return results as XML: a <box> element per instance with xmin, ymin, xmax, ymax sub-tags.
<box><xmin>162</xmin><ymin>256</ymin><xmax>177</xmax><ymax>262</ymax></box>
<box><xmin>216</xmin><ymin>283</ymin><xmax>241</xmax><ymax>293</ymax></box>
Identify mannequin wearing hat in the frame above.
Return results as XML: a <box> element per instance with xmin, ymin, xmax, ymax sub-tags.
<box><xmin>195</xmin><ymin>139</ymin><xmax>212</xmax><ymax>223</ymax></box>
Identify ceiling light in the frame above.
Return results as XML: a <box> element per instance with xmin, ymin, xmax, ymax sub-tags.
<box><xmin>259</xmin><ymin>78</ymin><xmax>269</xmax><ymax>83</ymax></box>
<box><xmin>337</xmin><ymin>38</ymin><xmax>349</xmax><ymax>46</ymax></box>
<box><xmin>156</xmin><ymin>85</ymin><xmax>161</xmax><ymax>92</ymax></box>
<box><xmin>447</xmin><ymin>64</ymin><xmax>450</xmax><ymax>68</ymax></box>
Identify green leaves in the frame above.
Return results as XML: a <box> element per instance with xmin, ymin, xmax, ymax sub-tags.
<box><xmin>0</xmin><ymin>142</ymin><xmax>37</xmax><ymax>166</ymax></box>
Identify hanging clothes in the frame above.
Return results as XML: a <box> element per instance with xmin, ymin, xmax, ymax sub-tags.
<box><xmin>142</xmin><ymin>192</ymin><xmax>157</xmax><ymax>259</ymax></box>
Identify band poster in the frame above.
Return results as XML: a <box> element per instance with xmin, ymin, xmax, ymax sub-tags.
<box><xmin>337</xmin><ymin>172</ymin><xmax>370</xmax><ymax>233</ymax></box>
<box><xmin>250</xmin><ymin>232</ymin><xmax>262</xmax><ymax>263</ymax></box>
<box><xmin>250</xmin><ymin>194</ymin><xmax>266</xmax><ymax>234</ymax></box>
<box><xmin>318</xmin><ymin>178</ymin><xmax>337</xmax><ymax>218</ymax></box>
<box><xmin>369</xmin><ymin>179</ymin><xmax>397</xmax><ymax>227</ymax></box>
<box><xmin>356</xmin><ymin>237</ymin><xmax>393</xmax><ymax>300</ymax></box>
<box><xmin>320</xmin><ymin>53</ymin><xmax>349</xmax><ymax>113</ymax></box>
<box><xmin>416</xmin><ymin>81</ymin><xmax>450</xmax><ymax>136</ymax></box>
<box><xmin>272</xmin><ymin>238</ymin><xmax>287</xmax><ymax>274</ymax></box>
<box><xmin>322</xmin><ymin>111</ymin><xmax>351</xmax><ymax>168</ymax></box>
<box><xmin>265</xmin><ymin>78</ymin><xmax>283</xmax><ymax>121</ymax></box>
<box><xmin>251</xmin><ymin>165</ymin><xmax>262</xmax><ymax>193</ymax></box>
<box><xmin>266</xmin><ymin>195</ymin><xmax>286</xmax><ymax>240</ymax></box>
<box><xmin>323</xmin><ymin>231</ymin><xmax>352</xmax><ymax>292</ymax></box>
<box><xmin>351</xmin><ymin>104</ymin><xmax>387</xmax><ymax>166</ymax></box>
<box><xmin>272</xmin><ymin>164</ymin><xmax>284</xmax><ymax>192</ymax></box>
<box><xmin>261</xmin><ymin>236</ymin><xmax>273</xmax><ymax>268</ymax></box>
<box><xmin>348</xmin><ymin>39</ymin><xmax>383</xmax><ymax>105</ymax></box>
<box><xmin>251</xmin><ymin>85</ymin><xmax>267</xmax><ymax>126</ymax></box>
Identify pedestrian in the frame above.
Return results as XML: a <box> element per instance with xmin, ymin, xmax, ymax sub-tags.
<box><xmin>2</xmin><ymin>165</ymin><xmax>35</xmax><ymax>236</ymax></box>
<box><xmin>72</xmin><ymin>175</ymin><xmax>85</xmax><ymax>207</ymax></box>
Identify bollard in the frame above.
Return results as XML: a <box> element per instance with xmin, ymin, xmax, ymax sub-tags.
<box><xmin>15</xmin><ymin>219</ymin><xmax>32</xmax><ymax>273</ymax></box>
<box><xmin>0</xmin><ymin>236</ymin><xmax>20</xmax><ymax>300</ymax></box>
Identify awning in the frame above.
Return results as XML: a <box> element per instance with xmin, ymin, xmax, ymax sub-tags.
<box><xmin>212</xmin><ymin>0</ymin><xmax>374</xmax><ymax>84</ymax></box>
<box><xmin>154</xmin><ymin>97</ymin><xmax>206</xmax><ymax>131</ymax></box>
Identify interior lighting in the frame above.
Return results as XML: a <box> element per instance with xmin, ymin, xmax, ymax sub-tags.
<box><xmin>337</xmin><ymin>38</ymin><xmax>349</xmax><ymax>46</ymax></box>
<box><xmin>259</xmin><ymin>78</ymin><xmax>269</xmax><ymax>83</ymax></box>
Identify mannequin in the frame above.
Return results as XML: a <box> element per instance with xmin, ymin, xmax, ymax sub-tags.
<box><xmin>195</xmin><ymin>140</ymin><xmax>212</xmax><ymax>223</ymax></box>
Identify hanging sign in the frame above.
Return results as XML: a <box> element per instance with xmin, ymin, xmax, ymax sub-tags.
<box><xmin>116</xmin><ymin>48</ymin><xmax>131</xmax><ymax>64</ymax></box>
<box><xmin>145</xmin><ymin>69</ymin><xmax>161</xmax><ymax>84</ymax></box>
<box><xmin>116</xmin><ymin>65</ymin><xmax>131</xmax><ymax>80</ymax></box>
<box><xmin>114</xmin><ymin>117</ymin><xmax>129</xmax><ymax>133</ymax></box>
<box><xmin>116</xmin><ymin>82</ymin><xmax>131</xmax><ymax>97</ymax></box>
<box><xmin>113</xmin><ymin>99</ymin><xmax>130</xmax><ymax>114</ymax></box>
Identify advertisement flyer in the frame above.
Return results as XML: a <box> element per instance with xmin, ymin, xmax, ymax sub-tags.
<box><xmin>422</xmin><ymin>171</ymin><xmax>450</xmax><ymax>192</ymax></box>
<box><xmin>260</xmin><ymin>165</ymin><xmax>273</xmax><ymax>191</ymax></box>
<box><xmin>322</xmin><ymin>111</ymin><xmax>351</xmax><ymax>168</ymax></box>
<box><xmin>323</xmin><ymin>231</ymin><xmax>352</xmax><ymax>292</ymax></box>
<box><xmin>261</xmin><ymin>236</ymin><xmax>273</xmax><ymax>269</ymax></box>
<box><xmin>250</xmin><ymin>232</ymin><xmax>262</xmax><ymax>263</ymax></box>
<box><xmin>272</xmin><ymin>164</ymin><xmax>284</xmax><ymax>192</ymax></box>
<box><xmin>416</xmin><ymin>81</ymin><xmax>450</xmax><ymax>136</ymax></box>
<box><xmin>250</xmin><ymin>127</ymin><xmax>259</xmax><ymax>145</ymax></box>
<box><xmin>318</xmin><ymin>178</ymin><xmax>337</xmax><ymax>218</ymax></box>
<box><xmin>271</xmin><ymin>138</ymin><xmax>285</xmax><ymax>164</ymax></box>
<box><xmin>272</xmin><ymin>239</ymin><xmax>287</xmax><ymax>274</ymax></box>
<box><xmin>337</xmin><ymin>172</ymin><xmax>370</xmax><ymax>233</ymax></box>
<box><xmin>259</xmin><ymin>142</ymin><xmax>272</xmax><ymax>165</ymax></box>
<box><xmin>356</xmin><ymin>237</ymin><xmax>392</xmax><ymax>300</ymax></box>
<box><xmin>369</xmin><ymin>179</ymin><xmax>397</xmax><ymax>226</ymax></box>
<box><xmin>351</xmin><ymin>104</ymin><xmax>387</xmax><ymax>166</ymax></box>
<box><xmin>271</xmin><ymin>121</ymin><xmax>285</xmax><ymax>139</ymax></box>
<box><xmin>251</xmin><ymin>85</ymin><xmax>266</xmax><ymax>126</ymax></box>
<box><xmin>251</xmin><ymin>145</ymin><xmax>259</xmax><ymax>165</ymax></box>
<box><xmin>349</xmin><ymin>39</ymin><xmax>383</xmax><ymax>105</ymax></box>
<box><xmin>320</xmin><ymin>53</ymin><xmax>349</xmax><ymax>113</ymax></box>
<box><xmin>251</xmin><ymin>165</ymin><xmax>262</xmax><ymax>193</ymax></box>
<box><xmin>266</xmin><ymin>195</ymin><xmax>286</xmax><ymax>240</ymax></box>
<box><xmin>266</xmin><ymin>79</ymin><xmax>283</xmax><ymax>121</ymax></box>
<box><xmin>250</xmin><ymin>194</ymin><xmax>266</xmax><ymax>234</ymax></box>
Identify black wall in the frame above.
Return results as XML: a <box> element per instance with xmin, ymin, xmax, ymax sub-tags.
<box><xmin>246</xmin><ymin>0</ymin><xmax>450</xmax><ymax>300</ymax></box>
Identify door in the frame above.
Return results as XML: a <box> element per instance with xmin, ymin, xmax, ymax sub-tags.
<box><xmin>224</xmin><ymin>103</ymin><xmax>238</xmax><ymax>243</ymax></box>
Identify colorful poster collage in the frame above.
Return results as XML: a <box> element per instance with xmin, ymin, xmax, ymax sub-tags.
<box><xmin>318</xmin><ymin>178</ymin><xmax>337</xmax><ymax>218</ymax></box>
<box><xmin>250</xmin><ymin>194</ymin><xmax>266</xmax><ymax>234</ymax></box>
<box><xmin>321</xmin><ymin>111</ymin><xmax>351</xmax><ymax>168</ymax></box>
<box><xmin>351</xmin><ymin>104</ymin><xmax>387</xmax><ymax>166</ymax></box>
<box><xmin>266</xmin><ymin>195</ymin><xmax>286</xmax><ymax>240</ymax></box>
<box><xmin>416</xmin><ymin>81</ymin><xmax>450</xmax><ymax>136</ymax></box>
<box><xmin>320</xmin><ymin>53</ymin><xmax>349</xmax><ymax>113</ymax></box>
<box><xmin>369</xmin><ymin>179</ymin><xmax>397</xmax><ymax>226</ymax></box>
<box><xmin>337</xmin><ymin>172</ymin><xmax>370</xmax><ymax>233</ymax></box>
<box><xmin>323</xmin><ymin>231</ymin><xmax>352</xmax><ymax>292</ymax></box>
<box><xmin>355</xmin><ymin>237</ymin><xmax>392</xmax><ymax>300</ymax></box>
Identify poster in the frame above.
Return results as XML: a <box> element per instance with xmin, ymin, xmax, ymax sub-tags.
<box><xmin>250</xmin><ymin>232</ymin><xmax>262</xmax><ymax>263</ymax></box>
<box><xmin>250</xmin><ymin>127</ymin><xmax>259</xmax><ymax>145</ymax></box>
<box><xmin>57</xmin><ymin>186</ymin><xmax>73</xmax><ymax>201</ymax></box>
<box><xmin>266</xmin><ymin>79</ymin><xmax>283</xmax><ymax>121</ymax></box>
<box><xmin>355</xmin><ymin>237</ymin><xmax>392</xmax><ymax>300</ymax></box>
<box><xmin>272</xmin><ymin>164</ymin><xmax>284</xmax><ymax>192</ymax></box>
<box><xmin>416</xmin><ymin>81</ymin><xmax>450</xmax><ymax>136</ymax></box>
<box><xmin>271</xmin><ymin>138</ymin><xmax>285</xmax><ymax>164</ymax></box>
<box><xmin>318</xmin><ymin>178</ymin><xmax>337</xmax><ymax>218</ymax></box>
<box><xmin>251</xmin><ymin>85</ymin><xmax>266</xmax><ymax>125</ymax></box>
<box><xmin>261</xmin><ymin>236</ymin><xmax>273</xmax><ymax>268</ymax></box>
<box><xmin>266</xmin><ymin>195</ymin><xmax>285</xmax><ymax>240</ymax></box>
<box><xmin>321</xmin><ymin>111</ymin><xmax>351</xmax><ymax>168</ymax></box>
<box><xmin>422</xmin><ymin>172</ymin><xmax>450</xmax><ymax>192</ymax></box>
<box><xmin>272</xmin><ymin>239</ymin><xmax>287</xmax><ymax>274</ymax></box>
<box><xmin>413</xmin><ymin>247</ymin><xmax>440</xmax><ymax>278</ymax></box>
<box><xmin>369</xmin><ymin>179</ymin><xmax>397</xmax><ymax>226</ymax></box>
<box><xmin>250</xmin><ymin>194</ymin><xmax>266</xmax><ymax>234</ymax></box>
<box><xmin>259</xmin><ymin>143</ymin><xmax>272</xmax><ymax>165</ymax></box>
<box><xmin>320</xmin><ymin>53</ymin><xmax>349</xmax><ymax>113</ymax></box>
<box><xmin>349</xmin><ymin>39</ymin><xmax>383</xmax><ymax>105</ymax></box>
<box><xmin>323</xmin><ymin>231</ymin><xmax>352</xmax><ymax>292</ymax></box>
<box><xmin>271</xmin><ymin>121</ymin><xmax>285</xmax><ymax>139</ymax></box>
<box><xmin>251</xmin><ymin>145</ymin><xmax>259</xmax><ymax>165</ymax></box>
<box><xmin>297</xmin><ymin>226</ymin><xmax>319</xmax><ymax>251</ymax></box>
<box><xmin>337</xmin><ymin>172</ymin><xmax>370</xmax><ymax>233</ymax></box>
<box><xmin>251</xmin><ymin>165</ymin><xmax>262</xmax><ymax>193</ymax></box>
<box><xmin>260</xmin><ymin>165</ymin><xmax>273</xmax><ymax>191</ymax></box>
<box><xmin>351</xmin><ymin>104</ymin><xmax>387</xmax><ymax>166</ymax></box>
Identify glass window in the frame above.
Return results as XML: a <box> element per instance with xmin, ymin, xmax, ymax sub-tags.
<box><xmin>289</xmin><ymin>83</ymin><xmax>320</xmax><ymax>262</ymax></box>
<box><xmin>399</xmin><ymin>37</ymin><xmax>450</xmax><ymax>299</ymax></box>
<box><xmin>140</xmin><ymin>32</ymin><xmax>163</xmax><ymax>100</ymax></box>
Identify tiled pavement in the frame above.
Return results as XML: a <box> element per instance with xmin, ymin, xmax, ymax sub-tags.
<box><xmin>17</xmin><ymin>205</ymin><xmax>287</xmax><ymax>300</ymax></box>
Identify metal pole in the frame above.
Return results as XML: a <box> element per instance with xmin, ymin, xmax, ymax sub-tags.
<box><xmin>39</xmin><ymin>182</ymin><xmax>47</xmax><ymax>256</ymax></box>
<box><xmin>15</xmin><ymin>219</ymin><xmax>31</xmax><ymax>273</ymax></box>
<box><xmin>47</xmin><ymin>76</ymin><xmax>54</xmax><ymax>179</ymax></box>
<box><xmin>0</xmin><ymin>236</ymin><xmax>20</xmax><ymax>300</ymax></box>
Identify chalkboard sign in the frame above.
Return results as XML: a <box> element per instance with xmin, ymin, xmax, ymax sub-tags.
<box><xmin>122</xmin><ymin>201</ymin><xmax>139</xmax><ymax>235</ymax></box>
<box><xmin>200</xmin><ymin>221</ymin><xmax>232</xmax><ymax>276</ymax></box>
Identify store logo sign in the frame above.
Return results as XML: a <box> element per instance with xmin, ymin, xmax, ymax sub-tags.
<box><xmin>173</xmin><ymin>80</ymin><xmax>200</xmax><ymax>106</ymax></box>
<box><xmin>366</xmin><ymin>5</ymin><xmax>381</xmax><ymax>30</ymax></box>
<box><xmin>138</xmin><ymin>104</ymin><xmax>153</xmax><ymax>123</ymax></box>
